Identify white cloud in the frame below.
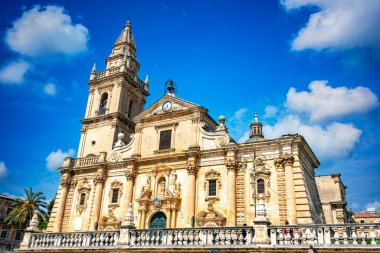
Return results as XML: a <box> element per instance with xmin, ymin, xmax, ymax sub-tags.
<box><xmin>263</xmin><ymin>115</ymin><xmax>362</xmax><ymax>159</ymax></box>
<box><xmin>0</xmin><ymin>60</ymin><xmax>30</xmax><ymax>84</ymax></box>
<box><xmin>44</xmin><ymin>83</ymin><xmax>57</xmax><ymax>96</ymax></box>
<box><xmin>286</xmin><ymin>80</ymin><xmax>378</xmax><ymax>121</ymax></box>
<box><xmin>0</xmin><ymin>162</ymin><xmax>7</xmax><ymax>179</ymax></box>
<box><xmin>5</xmin><ymin>5</ymin><xmax>89</xmax><ymax>57</ymax></box>
<box><xmin>45</xmin><ymin>149</ymin><xmax>75</xmax><ymax>171</ymax></box>
<box><xmin>264</xmin><ymin>105</ymin><xmax>278</xmax><ymax>118</ymax></box>
<box><xmin>281</xmin><ymin>0</ymin><xmax>380</xmax><ymax>51</ymax></box>
<box><xmin>229</xmin><ymin>108</ymin><xmax>248</xmax><ymax>122</ymax></box>
<box><xmin>366</xmin><ymin>201</ymin><xmax>380</xmax><ymax>211</ymax></box>
<box><xmin>238</xmin><ymin>131</ymin><xmax>250</xmax><ymax>143</ymax></box>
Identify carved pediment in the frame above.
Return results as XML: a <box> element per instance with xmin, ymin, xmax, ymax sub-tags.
<box><xmin>196</xmin><ymin>203</ymin><xmax>226</xmax><ymax>227</ymax></box>
<box><xmin>134</xmin><ymin>94</ymin><xmax>200</xmax><ymax>120</ymax></box>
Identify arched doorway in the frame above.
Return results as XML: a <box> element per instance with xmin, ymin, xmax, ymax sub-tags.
<box><xmin>149</xmin><ymin>212</ymin><xmax>167</xmax><ymax>229</ymax></box>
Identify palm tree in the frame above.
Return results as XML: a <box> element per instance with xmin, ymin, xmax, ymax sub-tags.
<box><xmin>5</xmin><ymin>187</ymin><xmax>48</xmax><ymax>226</ymax></box>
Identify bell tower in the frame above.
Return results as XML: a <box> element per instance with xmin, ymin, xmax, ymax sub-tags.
<box><xmin>78</xmin><ymin>21</ymin><xmax>149</xmax><ymax>157</ymax></box>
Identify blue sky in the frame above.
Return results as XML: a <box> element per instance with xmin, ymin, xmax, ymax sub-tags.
<box><xmin>0</xmin><ymin>0</ymin><xmax>379</xmax><ymax>213</ymax></box>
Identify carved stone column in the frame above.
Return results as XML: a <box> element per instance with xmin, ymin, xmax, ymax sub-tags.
<box><xmin>186</xmin><ymin>164</ymin><xmax>197</xmax><ymax>227</ymax></box>
<box><xmin>171</xmin><ymin>208</ymin><xmax>177</xmax><ymax>228</ymax></box>
<box><xmin>54</xmin><ymin>177</ymin><xmax>70</xmax><ymax>232</ymax></box>
<box><xmin>90</xmin><ymin>169</ymin><xmax>106</xmax><ymax>231</ymax></box>
<box><xmin>226</xmin><ymin>159</ymin><xmax>237</xmax><ymax>226</ymax></box>
<box><xmin>283</xmin><ymin>155</ymin><xmax>297</xmax><ymax>224</ymax></box>
<box><xmin>140</xmin><ymin>210</ymin><xmax>146</xmax><ymax>229</ymax></box>
<box><xmin>125</xmin><ymin>170</ymin><xmax>135</xmax><ymax>207</ymax></box>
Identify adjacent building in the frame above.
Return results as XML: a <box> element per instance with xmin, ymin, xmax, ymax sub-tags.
<box><xmin>46</xmin><ymin>21</ymin><xmax>349</xmax><ymax>233</ymax></box>
<box><xmin>353</xmin><ymin>208</ymin><xmax>380</xmax><ymax>224</ymax></box>
<box><xmin>316</xmin><ymin>173</ymin><xmax>348</xmax><ymax>224</ymax></box>
<box><xmin>0</xmin><ymin>194</ymin><xmax>24</xmax><ymax>250</ymax></box>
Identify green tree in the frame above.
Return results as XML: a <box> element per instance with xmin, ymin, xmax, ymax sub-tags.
<box><xmin>38</xmin><ymin>197</ymin><xmax>55</xmax><ymax>230</ymax></box>
<box><xmin>5</xmin><ymin>187</ymin><xmax>48</xmax><ymax>227</ymax></box>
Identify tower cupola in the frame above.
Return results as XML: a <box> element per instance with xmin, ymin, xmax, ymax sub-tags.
<box><xmin>245</xmin><ymin>112</ymin><xmax>264</xmax><ymax>143</ymax></box>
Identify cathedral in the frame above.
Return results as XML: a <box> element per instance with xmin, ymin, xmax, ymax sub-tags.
<box><xmin>46</xmin><ymin>21</ymin><xmax>347</xmax><ymax>233</ymax></box>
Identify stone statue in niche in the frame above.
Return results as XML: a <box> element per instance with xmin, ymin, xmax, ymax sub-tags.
<box><xmin>158</xmin><ymin>177</ymin><xmax>166</xmax><ymax>196</ymax></box>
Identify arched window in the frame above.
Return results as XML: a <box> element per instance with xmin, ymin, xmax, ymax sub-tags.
<box><xmin>98</xmin><ymin>93</ymin><xmax>108</xmax><ymax>115</ymax></box>
<box><xmin>79</xmin><ymin>193</ymin><xmax>86</xmax><ymax>205</ymax></box>
<box><xmin>257</xmin><ymin>179</ymin><xmax>265</xmax><ymax>194</ymax></box>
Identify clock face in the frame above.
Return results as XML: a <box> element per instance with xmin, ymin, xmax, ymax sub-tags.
<box><xmin>162</xmin><ymin>101</ymin><xmax>172</xmax><ymax>112</ymax></box>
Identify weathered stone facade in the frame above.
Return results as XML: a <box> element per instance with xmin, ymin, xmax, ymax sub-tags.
<box><xmin>46</xmin><ymin>21</ymin><xmax>337</xmax><ymax>234</ymax></box>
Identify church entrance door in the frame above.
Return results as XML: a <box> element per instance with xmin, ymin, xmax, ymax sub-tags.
<box><xmin>149</xmin><ymin>212</ymin><xmax>167</xmax><ymax>229</ymax></box>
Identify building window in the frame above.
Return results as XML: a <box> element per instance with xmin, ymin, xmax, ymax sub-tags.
<box><xmin>159</xmin><ymin>130</ymin><xmax>172</xmax><ymax>150</ymax></box>
<box><xmin>208</xmin><ymin>180</ymin><xmax>217</xmax><ymax>196</ymax></box>
<box><xmin>0</xmin><ymin>230</ymin><xmax>7</xmax><ymax>239</ymax></box>
<box><xmin>257</xmin><ymin>179</ymin><xmax>265</xmax><ymax>194</ymax></box>
<box><xmin>360</xmin><ymin>220</ymin><xmax>365</xmax><ymax>223</ymax></box>
<box><xmin>15</xmin><ymin>231</ymin><xmax>22</xmax><ymax>241</ymax></box>
<box><xmin>111</xmin><ymin>189</ymin><xmax>119</xmax><ymax>203</ymax></box>
<box><xmin>79</xmin><ymin>193</ymin><xmax>86</xmax><ymax>206</ymax></box>
<box><xmin>98</xmin><ymin>93</ymin><xmax>108</xmax><ymax>115</ymax></box>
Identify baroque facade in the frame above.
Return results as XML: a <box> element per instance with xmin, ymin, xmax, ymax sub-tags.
<box><xmin>46</xmin><ymin>21</ymin><xmax>345</xmax><ymax>233</ymax></box>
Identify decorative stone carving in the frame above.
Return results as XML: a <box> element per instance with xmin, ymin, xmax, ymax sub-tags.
<box><xmin>26</xmin><ymin>210</ymin><xmax>39</xmax><ymax>232</ymax></box>
<box><xmin>60</xmin><ymin>178</ymin><xmax>71</xmax><ymax>188</ymax></box>
<box><xmin>225</xmin><ymin>159</ymin><xmax>239</xmax><ymax>171</ymax></box>
<box><xmin>187</xmin><ymin>164</ymin><xmax>198</xmax><ymax>175</ymax></box>
<box><xmin>196</xmin><ymin>202</ymin><xmax>226</xmax><ymax>227</ymax></box>
<box><xmin>76</xmin><ymin>179</ymin><xmax>91</xmax><ymax>214</ymax></box>
<box><xmin>94</xmin><ymin>175</ymin><xmax>105</xmax><ymax>185</ymax></box>
<box><xmin>99</xmin><ymin>209</ymin><xmax>121</xmax><ymax>231</ymax></box>
<box><xmin>126</xmin><ymin>170</ymin><xmax>136</xmax><ymax>181</ymax></box>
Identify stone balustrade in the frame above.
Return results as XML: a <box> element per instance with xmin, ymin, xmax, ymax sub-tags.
<box><xmin>92</xmin><ymin>67</ymin><xmax>147</xmax><ymax>91</ymax></box>
<box><xmin>270</xmin><ymin>223</ymin><xmax>380</xmax><ymax>246</ymax></box>
<box><xmin>130</xmin><ymin>226</ymin><xmax>253</xmax><ymax>246</ymax></box>
<box><xmin>74</xmin><ymin>156</ymin><xmax>99</xmax><ymax>167</ymax></box>
<box><xmin>19</xmin><ymin>224</ymin><xmax>380</xmax><ymax>251</ymax></box>
<box><xmin>28</xmin><ymin>231</ymin><xmax>119</xmax><ymax>248</ymax></box>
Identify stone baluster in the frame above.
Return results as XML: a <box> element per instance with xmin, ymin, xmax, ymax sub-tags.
<box><xmin>360</xmin><ymin>227</ymin><xmax>367</xmax><ymax>245</ymax></box>
<box><xmin>333</xmin><ymin>229</ymin><xmax>340</xmax><ymax>245</ymax></box>
<box><xmin>188</xmin><ymin>230</ymin><xmax>194</xmax><ymax>245</ymax></box>
<box><xmin>301</xmin><ymin>228</ymin><xmax>307</xmax><ymax>244</ymax></box>
<box><xmin>167</xmin><ymin>230</ymin><xmax>173</xmax><ymax>245</ymax></box>
<box><xmin>270</xmin><ymin>229</ymin><xmax>277</xmax><ymax>245</ymax></box>
<box><xmin>343</xmin><ymin>228</ymin><xmax>348</xmax><ymax>245</ymax></box>
<box><xmin>207</xmin><ymin>229</ymin><xmax>213</xmax><ymax>245</ymax></box>
<box><xmin>294</xmin><ymin>228</ymin><xmax>300</xmax><ymax>245</ymax></box>
<box><xmin>90</xmin><ymin>167</ymin><xmax>106</xmax><ymax>231</ymax></box>
<box><xmin>323</xmin><ymin>226</ymin><xmax>331</xmax><ymax>245</ymax></box>
<box><xmin>369</xmin><ymin>226</ymin><xmax>376</xmax><ymax>245</ymax></box>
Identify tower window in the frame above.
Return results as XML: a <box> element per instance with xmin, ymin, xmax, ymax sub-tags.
<box><xmin>98</xmin><ymin>93</ymin><xmax>108</xmax><ymax>115</ymax></box>
<box><xmin>128</xmin><ymin>100</ymin><xmax>133</xmax><ymax>118</ymax></box>
<box><xmin>208</xmin><ymin>180</ymin><xmax>217</xmax><ymax>196</ymax></box>
<box><xmin>79</xmin><ymin>193</ymin><xmax>86</xmax><ymax>205</ymax></box>
<box><xmin>159</xmin><ymin>130</ymin><xmax>172</xmax><ymax>150</ymax></box>
<box><xmin>111</xmin><ymin>189</ymin><xmax>119</xmax><ymax>203</ymax></box>
<box><xmin>257</xmin><ymin>179</ymin><xmax>265</xmax><ymax>194</ymax></box>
